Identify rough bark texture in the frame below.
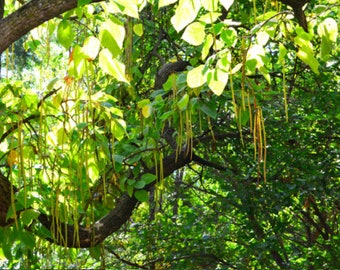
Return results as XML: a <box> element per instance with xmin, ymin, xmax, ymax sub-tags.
<box><xmin>0</xmin><ymin>0</ymin><xmax>103</xmax><ymax>54</ymax></box>
<box><xmin>0</xmin><ymin>172</ymin><xmax>13</xmax><ymax>226</ymax></box>
<box><xmin>280</xmin><ymin>0</ymin><xmax>309</xmax><ymax>32</ymax></box>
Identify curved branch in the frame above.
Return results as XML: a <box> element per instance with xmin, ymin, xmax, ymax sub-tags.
<box><xmin>38</xmin><ymin>148</ymin><xmax>192</xmax><ymax>248</ymax></box>
<box><xmin>0</xmin><ymin>0</ymin><xmax>103</xmax><ymax>54</ymax></box>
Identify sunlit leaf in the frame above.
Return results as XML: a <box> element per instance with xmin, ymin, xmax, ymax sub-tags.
<box><xmin>21</xmin><ymin>209</ymin><xmax>40</xmax><ymax>226</ymax></box>
<box><xmin>171</xmin><ymin>0</ymin><xmax>201</xmax><ymax>32</ymax></box>
<box><xmin>208</xmin><ymin>68</ymin><xmax>228</xmax><ymax>96</ymax></box>
<box><xmin>99</xmin><ymin>18</ymin><xmax>125</xmax><ymax>57</ymax></box>
<box><xmin>57</xmin><ymin>20</ymin><xmax>74</xmax><ymax>49</ymax></box>
<box><xmin>219</xmin><ymin>0</ymin><xmax>234</xmax><ymax>11</ymax></box>
<box><xmin>142</xmin><ymin>104</ymin><xmax>153</xmax><ymax>118</ymax></box>
<box><xmin>159</xmin><ymin>0</ymin><xmax>177</xmax><ymax>8</ymax></box>
<box><xmin>202</xmin><ymin>0</ymin><xmax>218</xmax><ymax>11</ymax></box>
<box><xmin>177</xmin><ymin>93</ymin><xmax>189</xmax><ymax>111</ymax></box>
<box><xmin>317</xmin><ymin>18</ymin><xmax>338</xmax><ymax>61</ymax></box>
<box><xmin>83</xmin><ymin>36</ymin><xmax>100</xmax><ymax>60</ymax></box>
<box><xmin>296</xmin><ymin>46</ymin><xmax>320</xmax><ymax>75</ymax></box>
<box><xmin>133</xmin><ymin>23</ymin><xmax>144</xmax><ymax>36</ymax></box>
<box><xmin>202</xmin><ymin>34</ymin><xmax>213</xmax><ymax>60</ymax></box>
<box><xmin>99</xmin><ymin>49</ymin><xmax>128</xmax><ymax>82</ymax></box>
<box><xmin>187</xmin><ymin>65</ymin><xmax>205</xmax><ymax>88</ymax></box>
<box><xmin>182</xmin><ymin>22</ymin><xmax>206</xmax><ymax>46</ymax></box>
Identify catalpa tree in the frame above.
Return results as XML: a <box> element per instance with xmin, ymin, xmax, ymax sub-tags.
<box><xmin>0</xmin><ymin>0</ymin><xmax>339</xmax><ymax>268</ymax></box>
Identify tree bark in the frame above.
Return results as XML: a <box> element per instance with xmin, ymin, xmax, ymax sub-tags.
<box><xmin>0</xmin><ymin>0</ymin><xmax>103</xmax><ymax>54</ymax></box>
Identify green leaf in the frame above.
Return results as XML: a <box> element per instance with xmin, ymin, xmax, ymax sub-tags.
<box><xmin>134</xmin><ymin>180</ymin><xmax>146</xmax><ymax>189</ymax></box>
<box><xmin>21</xmin><ymin>209</ymin><xmax>40</xmax><ymax>226</ymax></box>
<box><xmin>317</xmin><ymin>18</ymin><xmax>338</xmax><ymax>61</ymax></box>
<box><xmin>127</xmin><ymin>185</ymin><xmax>134</xmax><ymax>197</ymax></box>
<box><xmin>159</xmin><ymin>0</ymin><xmax>177</xmax><ymax>8</ymax></box>
<box><xmin>57</xmin><ymin>20</ymin><xmax>74</xmax><ymax>49</ymax></box>
<box><xmin>199</xmin><ymin>101</ymin><xmax>217</xmax><ymax>119</ymax></box>
<box><xmin>142</xmin><ymin>104</ymin><xmax>153</xmax><ymax>118</ymax></box>
<box><xmin>78</xmin><ymin>0</ymin><xmax>92</xmax><ymax>6</ymax></box>
<box><xmin>88</xmin><ymin>160</ymin><xmax>99</xmax><ymax>182</ymax></box>
<box><xmin>141</xmin><ymin>173</ymin><xmax>157</xmax><ymax>184</ymax></box>
<box><xmin>182</xmin><ymin>22</ymin><xmax>206</xmax><ymax>46</ymax></box>
<box><xmin>133</xmin><ymin>23</ymin><xmax>144</xmax><ymax>36</ymax></box>
<box><xmin>109</xmin><ymin>0</ymin><xmax>139</xmax><ymax>18</ymax></box>
<box><xmin>221</xmin><ymin>28</ymin><xmax>237</xmax><ymax>47</ymax></box>
<box><xmin>83</xmin><ymin>36</ymin><xmax>100</xmax><ymax>60</ymax></box>
<box><xmin>99</xmin><ymin>49</ymin><xmax>128</xmax><ymax>82</ymax></box>
<box><xmin>187</xmin><ymin>65</ymin><xmax>205</xmax><ymax>88</ymax></box>
<box><xmin>171</xmin><ymin>0</ymin><xmax>201</xmax><ymax>32</ymax></box>
<box><xmin>111</xmin><ymin>118</ymin><xmax>126</xmax><ymax>141</ymax></box>
<box><xmin>207</xmin><ymin>68</ymin><xmax>228</xmax><ymax>96</ymax></box>
<box><xmin>219</xmin><ymin>0</ymin><xmax>234</xmax><ymax>12</ymax></box>
<box><xmin>99</xmin><ymin>18</ymin><xmax>125</xmax><ymax>57</ymax></box>
<box><xmin>202</xmin><ymin>34</ymin><xmax>213</xmax><ymax>60</ymax></box>
<box><xmin>202</xmin><ymin>0</ymin><xmax>218</xmax><ymax>11</ymax></box>
<box><xmin>134</xmin><ymin>190</ymin><xmax>149</xmax><ymax>202</ymax></box>
<box><xmin>177</xmin><ymin>93</ymin><xmax>189</xmax><ymax>111</ymax></box>
<box><xmin>89</xmin><ymin>246</ymin><xmax>101</xmax><ymax>260</ymax></box>
<box><xmin>296</xmin><ymin>45</ymin><xmax>320</xmax><ymax>75</ymax></box>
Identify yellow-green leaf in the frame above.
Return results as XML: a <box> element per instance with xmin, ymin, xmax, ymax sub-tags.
<box><xmin>202</xmin><ymin>0</ymin><xmax>218</xmax><ymax>11</ymax></box>
<box><xmin>296</xmin><ymin>46</ymin><xmax>320</xmax><ymax>75</ymax></box>
<box><xmin>171</xmin><ymin>0</ymin><xmax>201</xmax><ymax>32</ymax></box>
<box><xmin>182</xmin><ymin>22</ymin><xmax>206</xmax><ymax>46</ymax></box>
<box><xmin>133</xmin><ymin>23</ymin><xmax>144</xmax><ymax>36</ymax></box>
<box><xmin>83</xmin><ymin>36</ymin><xmax>100</xmax><ymax>60</ymax></box>
<box><xmin>317</xmin><ymin>18</ymin><xmax>338</xmax><ymax>61</ymax></box>
<box><xmin>142</xmin><ymin>104</ymin><xmax>153</xmax><ymax>118</ymax></box>
<box><xmin>187</xmin><ymin>65</ymin><xmax>205</xmax><ymax>88</ymax></box>
<box><xmin>208</xmin><ymin>68</ymin><xmax>228</xmax><ymax>96</ymax></box>
<box><xmin>202</xmin><ymin>34</ymin><xmax>213</xmax><ymax>60</ymax></box>
<box><xmin>219</xmin><ymin>0</ymin><xmax>234</xmax><ymax>11</ymax></box>
<box><xmin>99</xmin><ymin>49</ymin><xmax>128</xmax><ymax>82</ymax></box>
<box><xmin>159</xmin><ymin>0</ymin><xmax>177</xmax><ymax>8</ymax></box>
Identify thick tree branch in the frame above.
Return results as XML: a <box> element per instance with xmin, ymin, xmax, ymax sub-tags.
<box><xmin>0</xmin><ymin>0</ymin><xmax>103</xmax><ymax>54</ymax></box>
<box><xmin>37</xmin><ymin>148</ymin><xmax>192</xmax><ymax>248</ymax></box>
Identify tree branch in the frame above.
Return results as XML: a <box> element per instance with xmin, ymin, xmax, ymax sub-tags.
<box><xmin>37</xmin><ymin>148</ymin><xmax>192</xmax><ymax>248</ymax></box>
<box><xmin>0</xmin><ymin>0</ymin><xmax>104</xmax><ymax>54</ymax></box>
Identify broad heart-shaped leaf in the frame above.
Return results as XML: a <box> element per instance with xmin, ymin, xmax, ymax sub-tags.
<box><xmin>159</xmin><ymin>0</ymin><xmax>177</xmax><ymax>8</ymax></box>
<box><xmin>187</xmin><ymin>65</ymin><xmax>205</xmax><ymax>88</ymax></box>
<box><xmin>99</xmin><ymin>18</ymin><xmax>125</xmax><ymax>57</ymax></box>
<box><xmin>317</xmin><ymin>18</ymin><xmax>338</xmax><ymax>61</ymax></box>
<box><xmin>99</xmin><ymin>49</ymin><xmax>128</xmax><ymax>82</ymax></box>
<box><xmin>219</xmin><ymin>0</ymin><xmax>234</xmax><ymax>11</ymax></box>
<box><xmin>78</xmin><ymin>0</ymin><xmax>92</xmax><ymax>6</ymax></box>
<box><xmin>57</xmin><ymin>20</ymin><xmax>74</xmax><ymax>49</ymax></box>
<box><xmin>141</xmin><ymin>173</ymin><xmax>157</xmax><ymax>184</ymax></box>
<box><xmin>182</xmin><ymin>22</ymin><xmax>206</xmax><ymax>46</ymax></box>
<box><xmin>83</xmin><ymin>36</ymin><xmax>100</xmax><ymax>61</ymax></box>
<box><xmin>202</xmin><ymin>0</ymin><xmax>218</xmax><ymax>11</ymax></box>
<box><xmin>177</xmin><ymin>93</ymin><xmax>189</xmax><ymax>111</ymax></box>
<box><xmin>171</xmin><ymin>0</ymin><xmax>201</xmax><ymax>32</ymax></box>
<box><xmin>108</xmin><ymin>0</ymin><xmax>139</xmax><ymax>18</ymax></box>
<box><xmin>202</xmin><ymin>34</ymin><xmax>213</xmax><ymax>60</ymax></box>
<box><xmin>208</xmin><ymin>68</ymin><xmax>228</xmax><ymax>96</ymax></box>
<box><xmin>134</xmin><ymin>190</ymin><xmax>149</xmax><ymax>202</ymax></box>
<box><xmin>142</xmin><ymin>104</ymin><xmax>153</xmax><ymax>118</ymax></box>
<box><xmin>21</xmin><ymin>209</ymin><xmax>40</xmax><ymax>226</ymax></box>
<box><xmin>296</xmin><ymin>45</ymin><xmax>320</xmax><ymax>75</ymax></box>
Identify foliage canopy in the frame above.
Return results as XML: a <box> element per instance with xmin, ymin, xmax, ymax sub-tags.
<box><xmin>0</xmin><ymin>0</ymin><xmax>339</xmax><ymax>268</ymax></box>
